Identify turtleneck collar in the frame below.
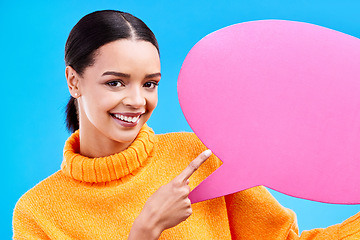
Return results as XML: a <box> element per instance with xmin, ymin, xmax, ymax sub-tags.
<box><xmin>61</xmin><ymin>124</ymin><xmax>155</xmax><ymax>183</ymax></box>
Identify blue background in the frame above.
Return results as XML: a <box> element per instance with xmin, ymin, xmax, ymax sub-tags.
<box><xmin>2</xmin><ymin>0</ymin><xmax>360</xmax><ymax>238</ymax></box>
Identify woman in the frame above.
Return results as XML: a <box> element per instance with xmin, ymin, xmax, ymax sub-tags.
<box><xmin>13</xmin><ymin>10</ymin><xmax>360</xmax><ymax>239</ymax></box>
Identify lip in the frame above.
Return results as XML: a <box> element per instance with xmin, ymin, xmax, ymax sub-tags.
<box><xmin>110</xmin><ymin>112</ymin><xmax>144</xmax><ymax>128</ymax></box>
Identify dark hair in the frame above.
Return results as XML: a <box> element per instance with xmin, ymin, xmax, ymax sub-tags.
<box><xmin>65</xmin><ymin>10</ymin><xmax>159</xmax><ymax>132</ymax></box>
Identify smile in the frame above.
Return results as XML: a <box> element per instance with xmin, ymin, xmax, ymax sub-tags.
<box><xmin>111</xmin><ymin>113</ymin><xmax>143</xmax><ymax>123</ymax></box>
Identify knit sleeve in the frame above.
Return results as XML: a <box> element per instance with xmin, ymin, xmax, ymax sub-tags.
<box><xmin>13</xmin><ymin>198</ymin><xmax>50</xmax><ymax>240</ymax></box>
<box><xmin>293</xmin><ymin>212</ymin><xmax>360</xmax><ymax>239</ymax></box>
<box><xmin>225</xmin><ymin>186</ymin><xmax>360</xmax><ymax>239</ymax></box>
<box><xmin>225</xmin><ymin>186</ymin><xmax>298</xmax><ymax>239</ymax></box>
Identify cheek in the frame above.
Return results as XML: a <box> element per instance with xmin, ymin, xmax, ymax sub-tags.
<box><xmin>81</xmin><ymin>90</ymin><xmax>115</xmax><ymax>118</ymax></box>
<box><xmin>148</xmin><ymin>93</ymin><xmax>158</xmax><ymax>111</ymax></box>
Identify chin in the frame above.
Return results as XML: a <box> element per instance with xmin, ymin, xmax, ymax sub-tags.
<box><xmin>113</xmin><ymin>123</ymin><xmax>144</xmax><ymax>141</ymax></box>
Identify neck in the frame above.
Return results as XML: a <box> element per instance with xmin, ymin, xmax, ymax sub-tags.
<box><xmin>79</xmin><ymin>123</ymin><xmax>132</xmax><ymax>158</ymax></box>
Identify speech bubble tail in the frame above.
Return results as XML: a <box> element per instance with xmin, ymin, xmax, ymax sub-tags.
<box><xmin>189</xmin><ymin>165</ymin><xmax>259</xmax><ymax>204</ymax></box>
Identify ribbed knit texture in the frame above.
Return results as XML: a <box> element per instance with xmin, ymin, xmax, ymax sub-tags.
<box><xmin>13</xmin><ymin>125</ymin><xmax>360</xmax><ymax>239</ymax></box>
<box><xmin>61</xmin><ymin>125</ymin><xmax>155</xmax><ymax>183</ymax></box>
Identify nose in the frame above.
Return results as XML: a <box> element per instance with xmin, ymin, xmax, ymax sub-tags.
<box><xmin>122</xmin><ymin>86</ymin><xmax>146</xmax><ymax>108</ymax></box>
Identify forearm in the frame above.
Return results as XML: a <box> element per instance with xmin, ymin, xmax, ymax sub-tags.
<box><xmin>128</xmin><ymin>212</ymin><xmax>162</xmax><ymax>240</ymax></box>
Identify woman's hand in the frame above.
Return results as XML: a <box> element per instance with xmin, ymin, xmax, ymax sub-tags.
<box><xmin>128</xmin><ymin>149</ymin><xmax>212</xmax><ymax>240</ymax></box>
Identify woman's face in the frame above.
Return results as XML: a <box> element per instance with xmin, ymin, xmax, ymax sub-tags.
<box><xmin>74</xmin><ymin>39</ymin><xmax>160</xmax><ymax>156</ymax></box>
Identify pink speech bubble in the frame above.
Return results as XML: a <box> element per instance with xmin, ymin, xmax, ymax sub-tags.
<box><xmin>178</xmin><ymin>20</ymin><xmax>360</xmax><ymax>204</ymax></box>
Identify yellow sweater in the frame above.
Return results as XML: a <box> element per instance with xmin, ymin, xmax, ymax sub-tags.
<box><xmin>13</xmin><ymin>125</ymin><xmax>360</xmax><ymax>239</ymax></box>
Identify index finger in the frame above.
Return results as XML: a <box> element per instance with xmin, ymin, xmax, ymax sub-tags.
<box><xmin>177</xmin><ymin>149</ymin><xmax>212</xmax><ymax>182</ymax></box>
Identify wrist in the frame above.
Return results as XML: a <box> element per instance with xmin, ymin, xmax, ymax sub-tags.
<box><xmin>129</xmin><ymin>213</ymin><xmax>162</xmax><ymax>240</ymax></box>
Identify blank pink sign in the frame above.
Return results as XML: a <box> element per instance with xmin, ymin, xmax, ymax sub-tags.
<box><xmin>178</xmin><ymin>20</ymin><xmax>360</xmax><ymax>204</ymax></box>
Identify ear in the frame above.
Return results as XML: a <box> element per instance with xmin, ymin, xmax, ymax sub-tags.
<box><xmin>65</xmin><ymin>66</ymin><xmax>81</xmax><ymax>98</ymax></box>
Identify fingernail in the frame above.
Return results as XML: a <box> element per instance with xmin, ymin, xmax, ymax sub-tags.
<box><xmin>203</xmin><ymin>149</ymin><xmax>212</xmax><ymax>158</ymax></box>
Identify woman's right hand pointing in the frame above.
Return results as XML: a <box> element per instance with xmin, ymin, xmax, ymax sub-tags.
<box><xmin>128</xmin><ymin>149</ymin><xmax>212</xmax><ymax>240</ymax></box>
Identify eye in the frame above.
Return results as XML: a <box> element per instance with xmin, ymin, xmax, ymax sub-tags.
<box><xmin>143</xmin><ymin>81</ymin><xmax>159</xmax><ymax>89</ymax></box>
<box><xmin>106</xmin><ymin>80</ymin><xmax>124</xmax><ymax>88</ymax></box>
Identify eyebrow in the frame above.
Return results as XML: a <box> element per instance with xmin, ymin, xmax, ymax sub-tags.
<box><xmin>145</xmin><ymin>73</ymin><xmax>161</xmax><ymax>79</ymax></box>
<box><xmin>102</xmin><ymin>71</ymin><xmax>161</xmax><ymax>79</ymax></box>
<box><xmin>102</xmin><ymin>71</ymin><xmax>130</xmax><ymax>78</ymax></box>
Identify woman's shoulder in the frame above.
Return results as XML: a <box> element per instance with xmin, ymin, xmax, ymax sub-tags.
<box><xmin>14</xmin><ymin>171</ymin><xmax>69</xmax><ymax>212</ymax></box>
<box><xmin>156</xmin><ymin>131</ymin><xmax>197</xmax><ymax>137</ymax></box>
<box><xmin>154</xmin><ymin>131</ymin><xmax>217</xmax><ymax>158</ymax></box>
<box><xmin>155</xmin><ymin>131</ymin><xmax>203</xmax><ymax>147</ymax></box>
<box><xmin>154</xmin><ymin>131</ymin><xmax>213</xmax><ymax>155</ymax></box>
<box><xmin>153</xmin><ymin>131</ymin><xmax>222</xmax><ymax>173</ymax></box>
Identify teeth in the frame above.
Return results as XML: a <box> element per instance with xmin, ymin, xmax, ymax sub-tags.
<box><xmin>113</xmin><ymin>114</ymin><xmax>140</xmax><ymax>123</ymax></box>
